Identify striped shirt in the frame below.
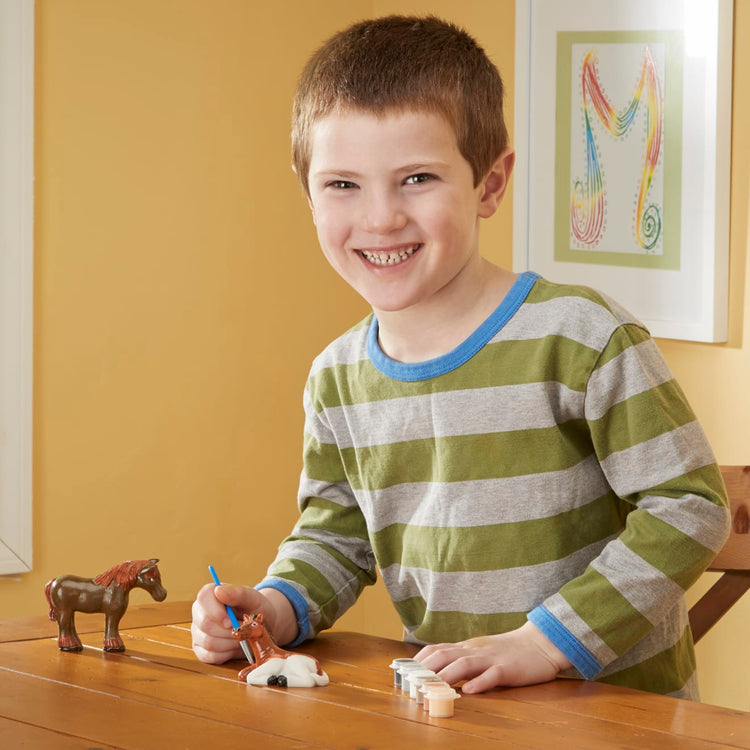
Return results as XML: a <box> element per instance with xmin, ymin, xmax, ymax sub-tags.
<box><xmin>258</xmin><ymin>272</ymin><xmax>730</xmax><ymax>698</ymax></box>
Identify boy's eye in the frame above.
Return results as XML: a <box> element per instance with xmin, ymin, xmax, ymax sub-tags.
<box><xmin>328</xmin><ymin>180</ymin><xmax>357</xmax><ymax>189</ymax></box>
<box><xmin>404</xmin><ymin>173</ymin><xmax>434</xmax><ymax>185</ymax></box>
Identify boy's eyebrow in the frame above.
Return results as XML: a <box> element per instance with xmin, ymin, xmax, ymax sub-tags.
<box><xmin>312</xmin><ymin>169</ymin><xmax>361</xmax><ymax>179</ymax></box>
<box><xmin>397</xmin><ymin>161</ymin><xmax>451</xmax><ymax>173</ymax></box>
<box><xmin>312</xmin><ymin>161</ymin><xmax>451</xmax><ymax>180</ymax></box>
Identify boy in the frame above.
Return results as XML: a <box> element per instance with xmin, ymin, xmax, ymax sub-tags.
<box><xmin>192</xmin><ymin>15</ymin><xmax>729</xmax><ymax>698</ymax></box>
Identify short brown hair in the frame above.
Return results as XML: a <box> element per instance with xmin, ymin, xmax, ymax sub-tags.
<box><xmin>292</xmin><ymin>15</ymin><xmax>509</xmax><ymax>194</ymax></box>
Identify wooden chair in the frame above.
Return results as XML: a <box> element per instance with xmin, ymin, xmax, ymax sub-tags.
<box><xmin>688</xmin><ymin>465</ymin><xmax>750</xmax><ymax>643</ymax></box>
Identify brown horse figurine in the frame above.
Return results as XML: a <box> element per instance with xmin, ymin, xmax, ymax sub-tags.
<box><xmin>44</xmin><ymin>559</ymin><xmax>167</xmax><ymax>652</ymax></box>
<box><xmin>232</xmin><ymin>613</ymin><xmax>329</xmax><ymax>687</ymax></box>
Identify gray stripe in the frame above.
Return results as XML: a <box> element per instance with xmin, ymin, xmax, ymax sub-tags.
<box><xmin>543</xmin><ymin>591</ymin><xmax>620</xmax><ymax>667</ymax></box>
<box><xmin>358</xmin><ymin>454</ymin><xmax>611</xmax><ymax>533</ymax></box>
<box><xmin>288</xmin><ymin>527</ymin><xmax>375</xmax><ymax>573</ymax></box>
<box><xmin>382</xmin><ymin>540</ymin><xmax>610</xmax><ymax>614</ymax></box>
<box><xmin>590</xmin><ymin>540</ymin><xmax>686</xmax><ymax>625</ymax></box>
<box><xmin>585</xmin><ymin>339</ymin><xmax>675</xmax><ymax>421</ymax></box>
<box><xmin>501</xmin><ymin>295</ymin><xmax>621</xmax><ymax>350</ymax></box>
<box><xmin>320</xmin><ymin>381</ymin><xmax>585</xmax><ymax>450</ymax></box>
<box><xmin>298</xmin><ymin>477</ymin><xmax>360</xmax><ymax>509</ymax></box>
<box><xmin>667</xmin><ymin>671</ymin><xmax>699</xmax><ymax>700</ymax></box>
<box><xmin>303</xmin><ymin>391</ymin><xmax>336</xmax><ymax>443</ymax></box>
<box><xmin>308</xmin><ymin>324</ymin><xmax>369</xmax><ymax>376</ymax></box>
<box><xmin>601</xmin><ymin>421</ymin><xmax>717</xmax><ymax>496</ymax></box>
<box><xmin>639</xmin><ymin>492</ymin><xmax>731</xmax><ymax>553</ymax></box>
<box><xmin>268</xmin><ymin>542</ymin><xmax>366</xmax><ymax>615</ymax></box>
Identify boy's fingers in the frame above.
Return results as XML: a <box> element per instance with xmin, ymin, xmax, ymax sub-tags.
<box><xmin>192</xmin><ymin>586</ymin><xmax>229</xmax><ymax>631</ymax></box>
<box><xmin>213</xmin><ymin>583</ymin><xmax>269</xmax><ymax>619</ymax></box>
<box><xmin>462</xmin><ymin>664</ymin><xmax>507</xmax><ymax>693</ymax></box>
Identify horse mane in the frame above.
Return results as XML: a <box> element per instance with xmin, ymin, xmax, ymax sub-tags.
<box><xmin>93</xmin><ymin>559</ymin><xmax>154</xmax><ymax>589</ymax></box>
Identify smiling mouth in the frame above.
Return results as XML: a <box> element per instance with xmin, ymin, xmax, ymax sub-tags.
<box><xmin>359</xmin><ymin>244</ymin><xmax>421</xmax><ymax>266</ymax></box>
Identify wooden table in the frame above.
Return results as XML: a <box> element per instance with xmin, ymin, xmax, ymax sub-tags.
<box><xmin>1</xmin><ymin>602</ymin><xmax>749</xmax><ymax>749</ymax></box>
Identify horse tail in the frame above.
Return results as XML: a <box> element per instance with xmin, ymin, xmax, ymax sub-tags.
<box><xmin>44</xmin><ymin>579</ymin><xmax>58</xmax><ymax>621</ymax></box>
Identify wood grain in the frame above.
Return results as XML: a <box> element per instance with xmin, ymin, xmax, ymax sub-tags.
<box><xmin>1</xmin><ymin>605</ymin><xmax>748</xmax><ymax>750</ymax></box>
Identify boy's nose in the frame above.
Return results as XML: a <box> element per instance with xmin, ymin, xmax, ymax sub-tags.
<box><xmin>361</xmin><ymin>192</ymin><xmax>407</xmax><ymax>233</ymax></box>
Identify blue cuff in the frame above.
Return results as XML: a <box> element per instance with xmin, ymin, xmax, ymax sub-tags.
<box><xmin>255</xmin><ymin>578</ymin><xmax>312</xmax><ymax>648</ymax></box>
<box><xmin>527</xmin><ymin>605</ymin><xmax>602</xmax><ymax>680</ymax></box>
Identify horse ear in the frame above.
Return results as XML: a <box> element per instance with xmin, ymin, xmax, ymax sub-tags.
<box><xmin>255</xmin><ymin>613</ymin><xmax>265</xmax><ymax>624</ymax></box>
<box><xmin>148</xmin><ymin>558</ymin><xmax>159</xmax><ymax>564</ymax></box>
<box><xmin>242</xmin><ymin>613</ymin><xmax>252</xmax><ymax>624</ymax></box>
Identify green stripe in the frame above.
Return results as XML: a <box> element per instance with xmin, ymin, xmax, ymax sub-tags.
<box><xmin>308</xmin><ymin>337</ymin><xmax>601</xmax><ymax>410</ymax></box>
<box><xmin>372</xmin><ymin>493</ymin><xmax>627</xmax><ymax>571</ymax></box>
<box><xmin>621</xmin><ymin>512</ymin><xmax>714</xmax><ymax>589</ymax></box>
<box><xmin>591</xmin><ymin>323</ymin><xmax>650</xmax><ymax>369</ymax></box>
<box><xmin>597</xmin><ymin>625</ymin><xmax>696</xmax><ymax>695</ymax></box>
<box><xmin>339</xmin><ymin>424</ymin><xmax>593</xmax><ymax>490</ymax></box>
<box><xmin>295</xmin><ymin>497</ymin><xmax>370</xmax><ymax>540</ymax></box>
<box><xmin>526</xmin><ymin>279</ymin><xmax>609</xmax><ymax>307</ymax></box>
<box><xmin>647</xmin><ymin>464</ymin><xmax>727</xmax><ymax>509</ymax></box>
<box><xmin>393</xmin><ymin>598</ymin><xmax>528</xmax><ymax>641</ymax></box>
<box><xmin>588</xmin><ymin>382</ymin><xmax>697</xmax><ymax>458</ymax></box>
<box><xmin>303</xmin><ymin>435</ymin><xmax>347</xmax><ymax>483</ymax></box>
<box><xmin>269</xmin><ymin>558</ymin><xmax>340</xmax><ymax>629</ymax></box>
<box><xmin>562</xmin><ymin>568</ymin><xmax>653</xmax><ymax>654</ymax></box>
<box><xmin>271</xmin><ymin>554</ymin><xmax>375</xmax><ymax>631</ymax></box>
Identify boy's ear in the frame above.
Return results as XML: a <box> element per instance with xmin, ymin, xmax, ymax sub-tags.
<box><xmin>477</xmin><ymin>148</ymin><xmax>515</xmax><ymax>219</ymax></box>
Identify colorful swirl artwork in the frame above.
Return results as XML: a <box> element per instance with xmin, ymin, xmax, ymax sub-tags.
<box><xmin>570</xmin><ymin>45</ymin><xmax>664</xmax><ymax>251</ymax></box>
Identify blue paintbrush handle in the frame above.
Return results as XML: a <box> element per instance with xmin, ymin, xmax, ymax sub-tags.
<box><xmin>208</xmin><ymin>564</ymin><xmax>240</xmax><ymax>628</ymax></box>
<box><xmin>208</xmin><ymin>564</ymin><xmax>255</xmax><ymax>664</ymax></box>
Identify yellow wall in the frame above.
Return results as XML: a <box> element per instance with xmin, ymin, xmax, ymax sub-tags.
<box><xmin>2</xmin><ymin>0</ymin><xmax>747</xmax><ymax>711</ymax></box>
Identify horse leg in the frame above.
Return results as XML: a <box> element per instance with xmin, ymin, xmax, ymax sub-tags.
<box><xmin>237</xmin><ymin>664</ymin><xmax>254</xmax><ymax>682</ymax></box>
<box><xmin>103</xmin><ymin>609</ymin><xmax>125</xmax><ymax>652</ymax></box>
<box><xmin>57</xmin><ymin>609</ymin><xmax>83</xmax><ymax>652</ymax></box>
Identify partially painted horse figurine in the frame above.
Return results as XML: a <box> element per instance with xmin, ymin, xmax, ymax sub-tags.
<box><xmin>44</xmin><ymin>559</ymin><xmax>167</xmax><ymax>652</ymax></box>
<box><xmin>232</xmin><ymin>613</ymin><xmax>329</xmax><ymax>687</ymax></box>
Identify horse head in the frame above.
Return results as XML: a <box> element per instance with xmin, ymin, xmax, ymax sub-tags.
<box><xmin>135</xmin><ymin>559</ymin><xmax>167</xmax><ymax>602</ymax></box>
<box><xmin>233</xmin><ymin>612</ymin><xmax>266</xmax><ymax>642</ymax></box>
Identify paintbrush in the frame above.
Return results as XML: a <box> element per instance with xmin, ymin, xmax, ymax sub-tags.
<box><xmin>208</xmin><ymin>565</ymin><xmax>255</xmax><ymax>665</ymax></box>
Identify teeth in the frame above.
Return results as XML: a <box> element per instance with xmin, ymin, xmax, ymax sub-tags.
<box><xmin>361</xmin><ymin>245</ymin><xmax>419</xmax><ymax>266</ymax></box>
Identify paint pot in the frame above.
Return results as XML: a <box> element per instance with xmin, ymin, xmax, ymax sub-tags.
<box><xmin>419</xmin><ymin>681</ymin><xmax>451</xmax><ymax>711</ymax></box>
<box><xmin>422</xmin><ymin>684</ymin><xmax>460</xmax><ymax>717</ymax></box>
<box><xmin>398</xmin><ymin>663</ymin><xmax>428</xmax><ymax>693</ymax></box>
<box><xmin>389</xmin><ymin>658</ymin><xmax>420</xmax><ymax>688</ymax></box>
<box><xmin>410</xmin><ymin>673</ymin><xmax>444</xmax><ymax>704</ymax></box>
<box><xmin>426</xmin><ymin>686</ymin><xmax>461</xmax><ymax>718</ymax></box>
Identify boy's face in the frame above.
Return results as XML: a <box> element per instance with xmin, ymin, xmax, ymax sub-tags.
<box><xmin>306</xmin><ymin>109</ymin><xmax>506</xmax><ymax>317</ymax></box>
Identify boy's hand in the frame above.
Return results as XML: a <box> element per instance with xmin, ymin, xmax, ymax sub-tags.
<box><xmin>414</xmin><ymin>621</ymin><xmax>572</xmax><ymax>694</ymax></box>
<box><xmin>191</xmin><ymin>583</ymin><xmax>298</xmax><ymax>664</ymax></box>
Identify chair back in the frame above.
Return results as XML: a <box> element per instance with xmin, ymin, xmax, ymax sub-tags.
<box><xmin>688</xmin><ymin>465</ymin><xmax>750</xmax><ymax>643</ymax></box>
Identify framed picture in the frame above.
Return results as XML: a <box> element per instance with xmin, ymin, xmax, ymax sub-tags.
<box><xmin>513</xmin><ymin>0</ymin><xmax>733</xmax><ymax>341</ymax></box>
<box><xmin>0</xmin><ymin>0</ymin><xmax>34</xmax><ymax>575</ymax></box>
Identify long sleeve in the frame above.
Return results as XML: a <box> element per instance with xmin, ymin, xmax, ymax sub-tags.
<box><xmin>257</xmin><ymin>372</ymin><xmax>377</xmax><ymax>644</ymax></box>
<box><xmin>529</xmin><ymin>323</ymin><xmax>730</xmax><ymax>679</ymax></box>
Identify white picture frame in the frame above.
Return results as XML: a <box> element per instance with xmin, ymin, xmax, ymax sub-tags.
<box><xmin>513</xmin><ymin>0</ymin><xmax>733</xmax><ymax>342</ymax></box>
<box><xmin>0</xmin><ymin>0</ymin><xmax>34</xmax><ymax>575</ymax></box>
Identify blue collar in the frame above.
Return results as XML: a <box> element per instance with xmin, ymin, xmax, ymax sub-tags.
<box><xmin>366</xmin><ymin>271</ymin><xmax>540</xmax><ymax>382</ymax></box>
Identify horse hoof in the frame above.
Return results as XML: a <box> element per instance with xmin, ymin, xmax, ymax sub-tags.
<box><xmin>58</xmin><ymin>636</ymin><xmax>83</xmax><ymax>652</ymax></box>
<box><xmin>277</xmin><ymin>675</ymin><xmax>288</xmax><ymax>687</ymax></box>
<box><xmin>237</xmin><ymin>666</ymin><xmax>252</xmax><ymax>682</ymax></box>
<box><xmin>267</xmin><ymin>675</ymin><xmax>279</xmax><ymax>686</ymax></box>
<box><xmin>103</xmin><ymin>639</ymin><xmax>126</xmax><ymax>652</ymax></box>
